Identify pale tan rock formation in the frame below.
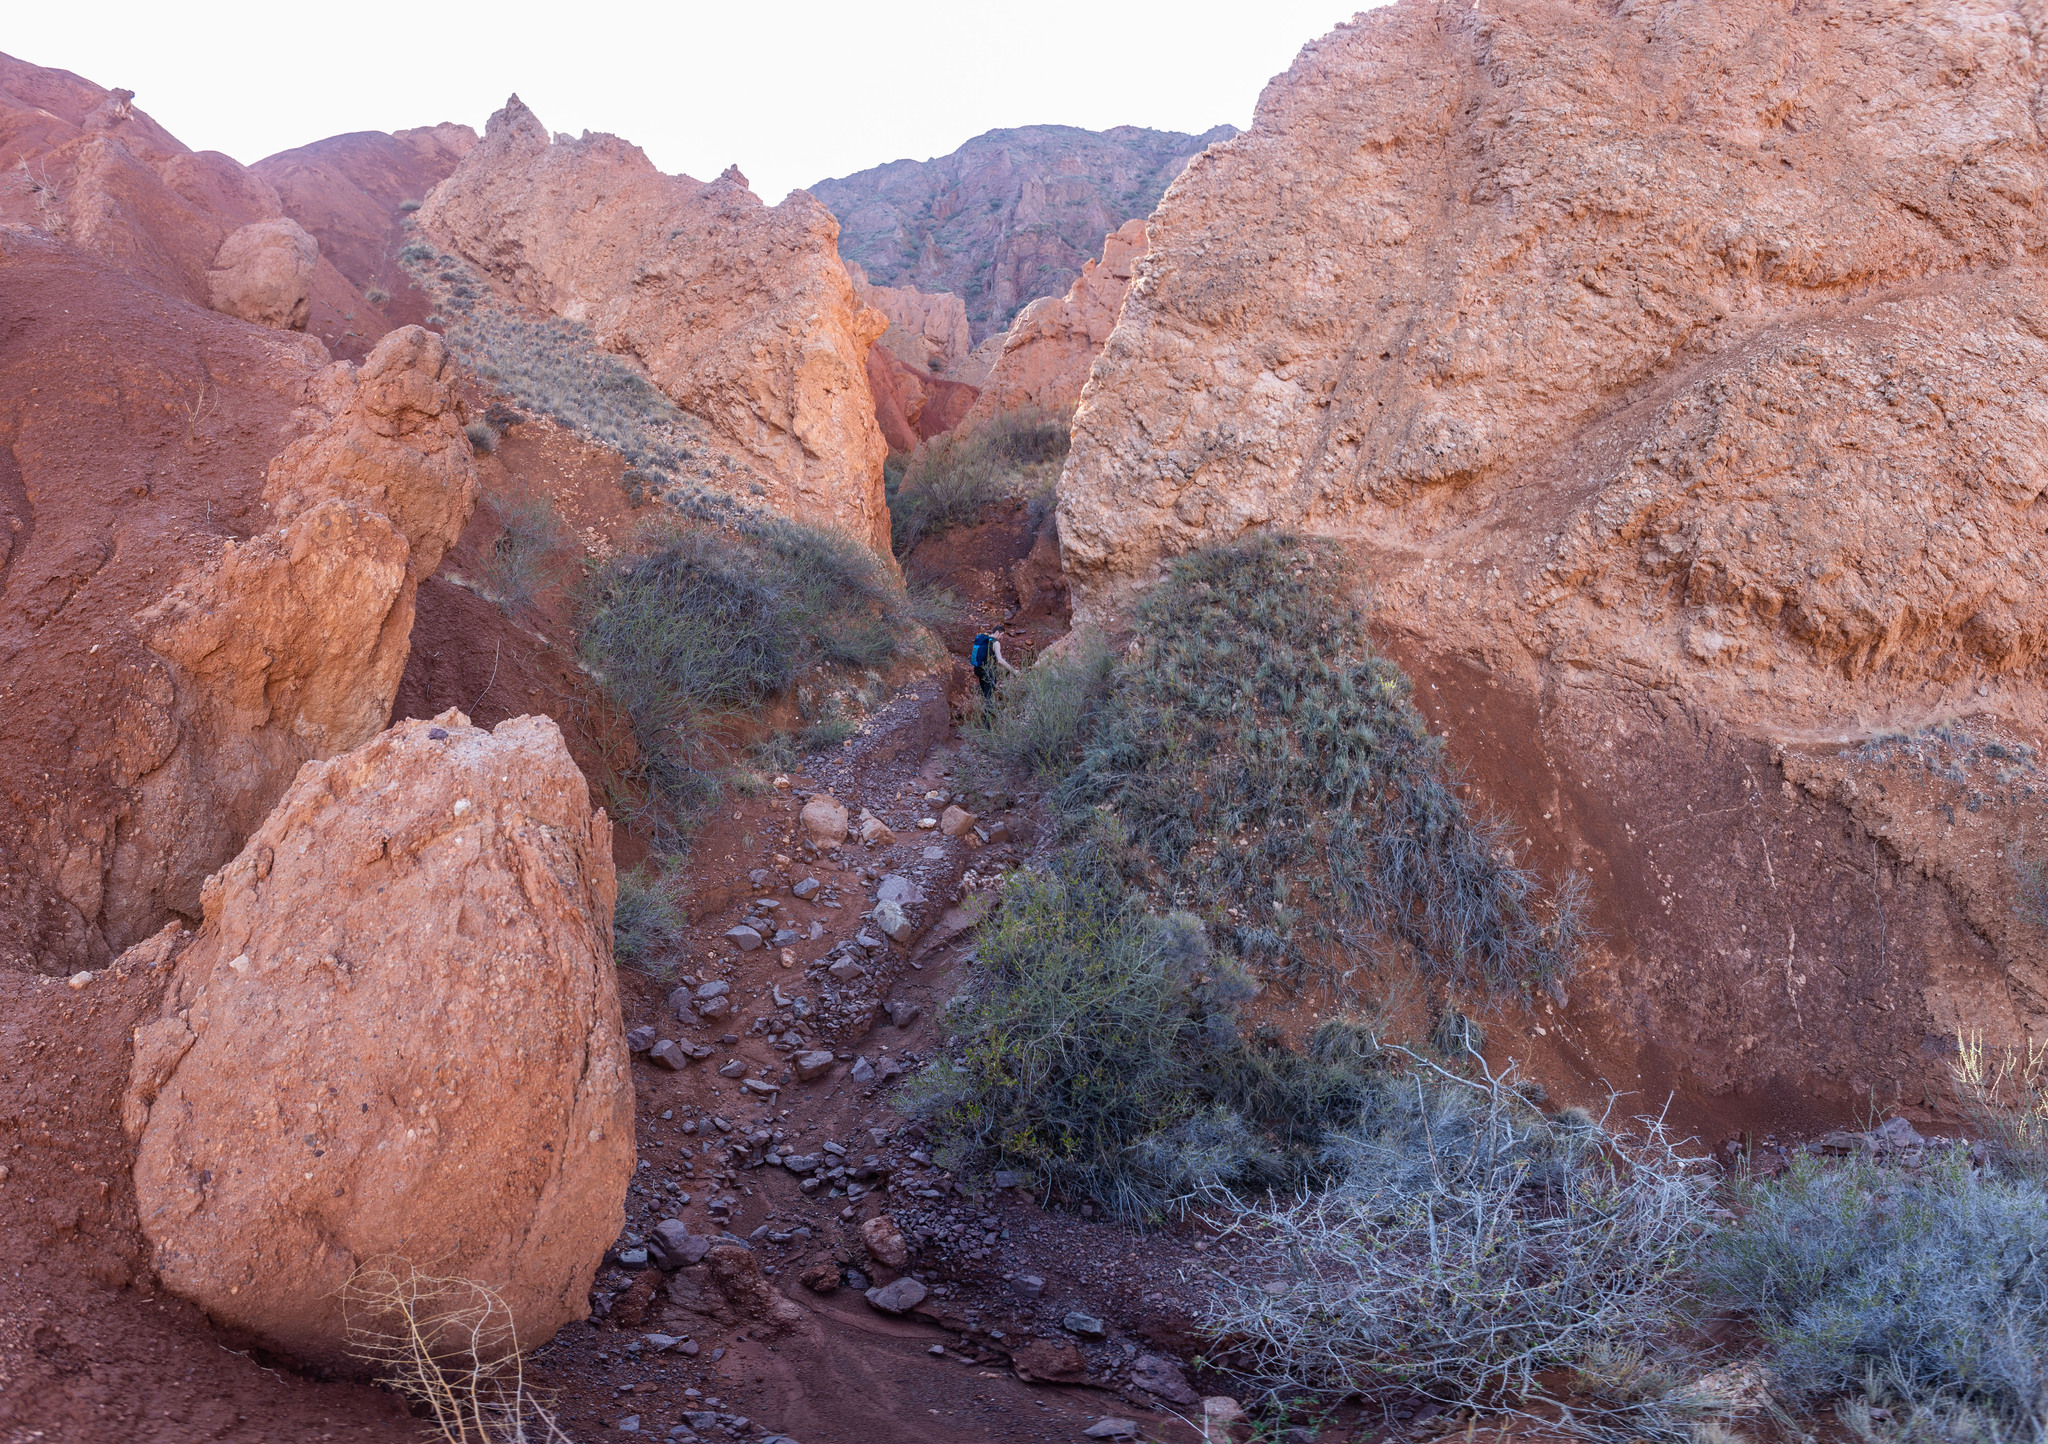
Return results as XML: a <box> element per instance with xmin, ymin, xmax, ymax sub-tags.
<box><xmin>125</xmin><ymin>710</ymin><xmax>632</xmax><ymax>1368</ymax></box>
<box><xmin>848</xmin><ymin>263</ymin><xmax>973</xmax><ymax>376</ymax></box>
<box><xmin>134</xmin><ymin>324</ymin><xmax>477</xmax><ymax>922</ymax></box>
<box><xmin>964</xmin><ymin>218</ymin><xmax>1146</xmax><ymax>429</ymax></box>
<box><xmin>1058</xmin><ymin>0</ymin><xmax>2048</xmax><ymax>1126</ymax></box>
<box><xmin>205</xmin><ymin>217</ymin><xmax>318</xmax><ymax>331</ymax></box>
<box><xmin>417</xmin><ymin>96</ymin><xmax>892</xmax><ymax>553</ymax></box>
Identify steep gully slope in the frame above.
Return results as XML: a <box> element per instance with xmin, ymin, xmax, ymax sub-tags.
<box><xmin>1</xmin><ymin>55</ymin><xmax>1184</xmax><ymax>1443</ymax></box>
<box><xmin>812</xmin><ymin>122</ymin><xmax>1235</xmax><ymax>342</ymax></box>
<box><xmin>1060</xmin><ymin>0</ymin><xmax>2048</xmax><ymax>1128</ymax></box>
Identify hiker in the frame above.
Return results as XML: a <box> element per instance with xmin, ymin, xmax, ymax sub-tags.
<box><xmin>970</xmin><ymin>629</ymin><xmax>1018</xmax><ymax>702</ymax></box>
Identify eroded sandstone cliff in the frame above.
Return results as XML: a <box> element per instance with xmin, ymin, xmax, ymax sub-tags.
<box><xmin>1058</xmin><ymin>0</ymin><xmax>2048</xmax><ymax>1124</ymax></box>
<box><xmin>417</xmin><ymin>97</ymin><xmax>892</xmax><ymax>553</ymax></box>
<box><xmin>963</xmin><ymin>217</ymin><xmax>1147</xmax><ymax>429</ymax></box>
<box><xmin>813</xmin><ymin>123</ymin><xmax>1234</xmax><ymax>341</ymax></box>
<box><xmin>0</xmin><ymin>231</ymin><xmax>476</xmax><ymax>975</ymax></box>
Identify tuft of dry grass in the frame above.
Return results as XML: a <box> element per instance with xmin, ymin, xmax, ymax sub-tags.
<box><xmin>343</xmin><ymin>1260</ymin><xmax>573</xmax><ymax>1443</ymax></box>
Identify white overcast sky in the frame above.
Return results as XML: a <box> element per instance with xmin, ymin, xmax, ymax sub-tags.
<box><xmin>7</xmin><ymin>1</ymin><xmax>1383</xmax><ymax>203</ymax></box>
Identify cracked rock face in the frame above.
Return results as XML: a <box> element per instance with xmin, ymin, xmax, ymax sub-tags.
<box><xmin>417</xmin><ymin>95</ymin><xmax>892</xmax><ymax>553</ymax></box>
<box><xmin>961</xmin><ymin>218</ymin><xmax>1148</xmax><ymax>433</ymax></box>
<box><xmin>134</xmin><ymin>324</ymin><xmax>478</xmax><ymax>925</ymax></box>
<box><xmin>1058</xmin><ymin>0</ymin><xmax>2048</xmax><ymax>1124</ymax></box>
<box><xmin>124</xmin><ymin>711</ymin><xmax>632</xmax><ymax>1369</ymax></box>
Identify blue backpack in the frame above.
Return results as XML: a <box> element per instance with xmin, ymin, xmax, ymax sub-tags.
<box><xmin>970</xmin><ymin>634</ymin><xmax>994</xmax><ymax>668</ymax></box>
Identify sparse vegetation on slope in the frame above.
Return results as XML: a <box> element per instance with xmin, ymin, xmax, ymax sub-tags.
<box><xmin>578</xmin><ymin>518</ymin><xmax>925</xmax><ymax>847</ymax></box>
<box><xmin>918</xmin><ymin>537</ymin><xmax>1591</xmax><ymax>1221</ymax></box>
<box><xmin>887</xmin><ymin>407</ymin><xmax>1069</xmax><ymax>555</ymax></box>
<box><xmin>1030</xmin><ymin>534</ymin><xmax>1588</xmax><ymax>995</ymax></box>
<box><xmin>401</xmin><ymin>237</ymin><xmax>752</xmax><ymax>522</ymax></box>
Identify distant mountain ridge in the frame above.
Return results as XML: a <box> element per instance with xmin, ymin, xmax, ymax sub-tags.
<box><xmin>811</xmin><ymin>122</ymin><xmax>1235</xmax><ymax>342</ymax></box>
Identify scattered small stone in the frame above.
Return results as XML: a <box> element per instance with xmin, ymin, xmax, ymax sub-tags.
<box><xmin>916</xmin><ymin>817</ymin><xmax>938</xmax><ymax>830</ymax></box>
<box><xmin>792</xmin><ymin>877</ymin><xmax>821</xmax><ymax>900</ymax></box>
<box><xmin>939</xmin><ymin>805</ymin><xmax>978</xmax><ymax>838</ymax></box>
<box><xmin>648</xmin><ymin>1040</ymin><xmax>689</xmax><ymax>1070</ymax></box>
<box><xmin>793</xmin><ymin>1050</ymin><xmax>836</xmax><ymax>1082</ymax></box>
<box><xmin>1063</xmin><ymin>1311</ymin><xmax>1107</xmax><ymax>1339</ymax></box>
<box><xmin>860</xmin><ymin>1214</ymin><xmax>910</xmax><ymax>1268</ymax></box>
<box><xmin>864</xmin><ymin>1276</ymin><xmax>927</xmax><ymax>1314</ymax></box>
<box><xmin>696</xmin><ymin>996</ymin><xmax>733</xmax><ymax>1021</ymax></box>
<box><xmin>799</xmin><ymin>1263</ymin><xmax>840</xmax><ymax>1293</ymax></box>
<box><xmin>872</xmin><ymin>900</ymin><xmax>914</xmax><ymax>945</ymax></box>
<box><xmin>1011</xmin><ymin>1274</ymin><xmax>1045</xmax><ymax>1300</ymax></box>
<box><xmin>740</xmin><ymin>1078</ymin><xmax>780</xmax><ymax>1096</ymax></box>
<box><xmin>616</xmin><ymin>1415</ymin><xmax>641</xmax><ymax>1433</ymax></box>
<box><xmin>1130</xmin><ymin>1352</ymin><xmax>1199</xmax><ymax>1405</ymax></box>
<box><xmin>991</xmin><ymin>1169</ymin><xmax>1019</xmax><ymax>1189</ymax></box>
<box><xmin>66</xmin><ymin>971</ymin><xmax>91</xmax><ymax>990</ymax></box>
<box><xmin>723</xmin><ymin>926</ymin><xmax>763</xmax><ymax>953</ymax></box>
<box><xmin>886</xmin><ymin>1000</ymin><xmax>920</xmax><ymax>1028</ymax></box>
<box><xmin>876</xmin><ymin>875</ymin><xmax>926</xmax><ymax>907</ymax></box>
<box><xmin>625</xmin><ymin>1025</ymin><xmax>657</xmax><ymax>1053</ymax></box>
<box><xmin>717</xmin><ymin>1059</ymin><xmax>747</xmax><ymax>1079</ymax></box>
<box><xmin>849</xmin><ymin>1056</ymin><xmax>875</xmax><ymax>1083</ymax></box>
<box><xmin>1082</xmin><ymin>1420</ymin><xmax>1138</xmax><ymax>1440</ymax></box>
<box><xmin>649</xmin><ymin>1219</ymin><xmax>712</xmax><ymax>1268</ymax></box>
<box><xmin>615</xmin><ymin>1247</ymin><xmax>649</xmax><ymax>1268</ymax></box>
<box><xmin>828</xmin><ymin>958</ymin><xmax>868</xmax><ymax>982</ymax></box>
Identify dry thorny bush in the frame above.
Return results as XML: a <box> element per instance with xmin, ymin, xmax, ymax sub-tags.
<box><xmin>1196</xmin><ymin>1043</ymin><xmax>1722</xmax><ymax>1443</ymax></box>
<box><xmin>344</xmin><ymin>1261</ymin><xmax>572</xmax><ymax>1444</ymax></box>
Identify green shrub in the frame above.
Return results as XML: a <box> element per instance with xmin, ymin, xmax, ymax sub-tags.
<box><xmin>579</xmin><ymin>519</ymin><xmax>918</xmax><ymax>846</ymax></box>
<box><xmin>1201</xmin><ymin>1051</ymin><xmax>1716</xmax><ymax>1438</ymax></box>
<box><xmin>398</xmin><ymin>198</ymin><xmax>422</xmax><ymax>212</ymax></box>
<box><xmin>887</xmin><ymin>408</ymin><xmax>1070</xmax><ymax>555</ymax></box>
<box><xmin>1706</xmin><ymin>1149</ymin><xmax>2048</xmax><ymax>1435</ymax></box>
<box><xmin>472</xmin><ymin>490</ymin><xmax>570</xmax><ymax>614</ymax></box>
<box><xmin>364</xmin><ymin>286</ymin><xmax>390</xmax><ymax>305</ymax></box>
<box><xmin>613</xmin><ymin>862</ymin><xmax>685</xmax><ymax>972</ymax></box>
<box><xmin>977</xmin><ymin>632</ymin><xmax>1115</xmax><ymax>781</ymax></box>
<box><xmin>1053</xmin><ymin>534</ymin><xmax>1585</xmax><ymax>995</ymax></box>
<box><xmin>905</xmin><ymin>859</ymin><xmax>1395</xmax><ymax>1221</ymax></box>
<box><xmin>464</xmin><ymin>421</ymin><xmax>498</xmax><ymax>454</ymax></box>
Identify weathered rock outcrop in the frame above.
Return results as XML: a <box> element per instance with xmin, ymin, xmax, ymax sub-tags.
<box><xmin>813</xmin><ymin>123</ymin><xmax>1234</xmax><ymax>341</ymax></box>
<box><xmin>848</xmin><ymin>263</ymin><xmax>974</xmax><ymax>376</ymax></box>
<box><xmin>1059</xmin><ymin>0</ymin><xmax>2048</xmax><ymax>1128</ymax></box>
<box><xmin>124</xmin><ymin>710</ymin><xmax>632</xmax><ymax>1368</ymax></box>
<box><xmin>0</xmin><ymin>52</ymin><xmax>376</xmax><ymax>352</ymax></box>
<box><xmin>205</xmin><ymin>218</ymin><xmax>317</xmax><ymax>331</ymax></box>
<box><xmin>963</xmin><ymin>218</ymin><xmax>1145</xmax><ymax>430</ymax></box>
<box><xmin>132</xmin><ymin>324</ymin><xmax>475</xmax><ymax>927</ymax></box>
<box><xmin>0</xmin><ymin>236</ymin><xmax>476</xmax><ymax>977</ymax></box>
<box><xmin>417</xmin><ymin>96</ymin><xmax>892</xmax><ymax>553</ymax></box>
